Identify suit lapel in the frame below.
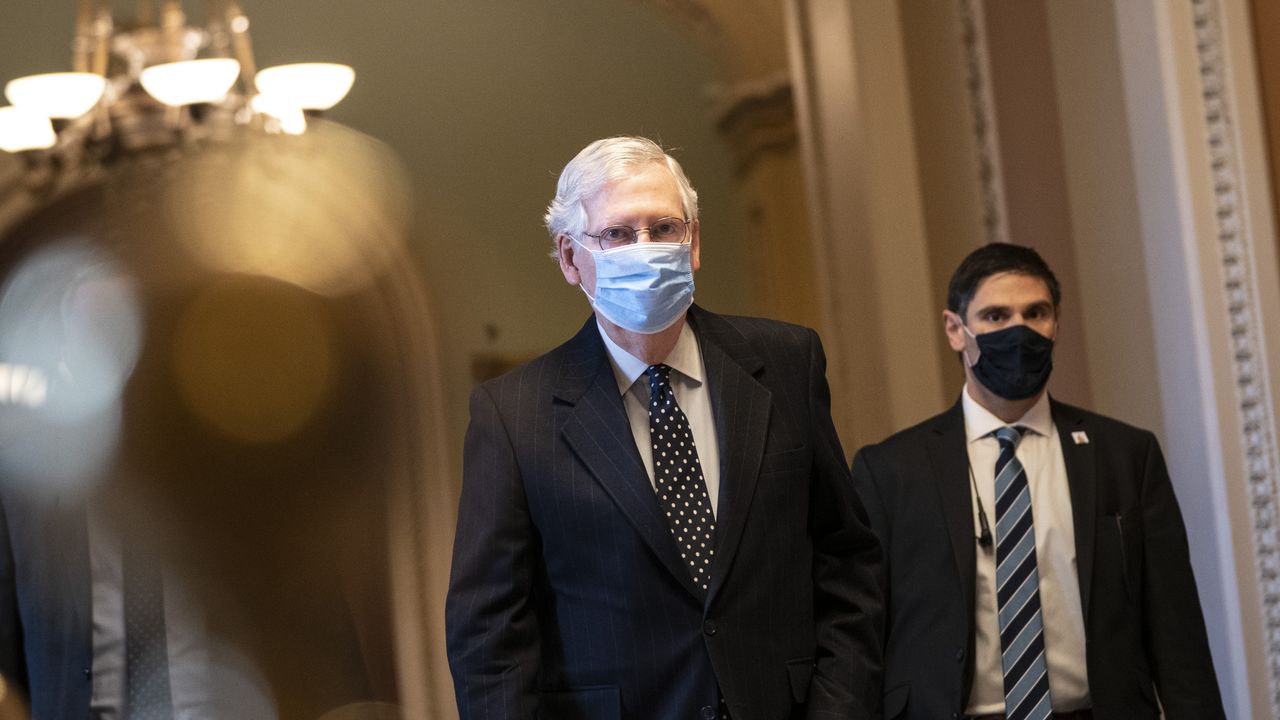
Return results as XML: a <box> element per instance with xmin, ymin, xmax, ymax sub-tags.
<box><xmin>927</xmin><ymin>401</ymin><xmax>978</xmax><ymax>624</ymax></box>
<box><xmin>1053</xmin><ymin>400</ymin><xmax>1097</xmax><ymax>622</ymax></box>
<box><xmin>689</xmin><ymin>308</ymin><xmax>769</xmax><ymax>606</ymax></box>
<box><xmin>556</xmin><ymin>317</ymin><xmax>703</xmax><ymax>599</ymax></box>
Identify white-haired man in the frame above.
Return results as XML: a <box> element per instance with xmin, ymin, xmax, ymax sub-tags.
<box><xmin>446</xmin><ymin>136</ymin><xmax>883</xmax><ymax>720</ymax></box>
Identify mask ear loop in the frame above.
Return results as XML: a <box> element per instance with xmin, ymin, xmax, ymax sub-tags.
<box><xmin>960</xmin><ymin>322</ymin><xmax>981</xmax><ymax>368</ymax></box>
<box><xmin>570</xmin><ymin>237</ymin><xmax>598</xmax><ymax>304</ymax></box>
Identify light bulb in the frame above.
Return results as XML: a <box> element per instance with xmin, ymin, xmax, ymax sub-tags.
<box><xmin>255</xmin><ymin>63</ymin><xmax>354</xmax><ymax>111</ymax></box>
<box><xmin>251</xmin><ymin>94</ymin><xmax>308</xmax><ymax>135</ymax></box>
<box><xmin>0</xmin><ymin>107</ymin><xmax>57</xmax><ymax>152</ymax></box>
<box><xmin>5</xmin><ymin>72</ymin><xmax>106</xmax><ymax>119</ymax></box>
<box><xmin>140</xmin><ymin>59</ymin><xmax>242</xmax><ymax>107</ymax></box>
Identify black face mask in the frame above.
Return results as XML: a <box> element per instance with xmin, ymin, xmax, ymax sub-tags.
<box><xmin>966</xmin><ymin>324</ymin><xmax>1054</xmax><ymax>400</ymax></box>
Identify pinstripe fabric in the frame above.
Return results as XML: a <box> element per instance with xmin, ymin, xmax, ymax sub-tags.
<box><xmin>445</xmin><ymin>306</ymin><xmax>883</xmax><ymax>720</ymax></box>
<box><xmin>993</xmin><ymin>427</ymin><xmax>1051</xmax><ymax>720</ymax></box>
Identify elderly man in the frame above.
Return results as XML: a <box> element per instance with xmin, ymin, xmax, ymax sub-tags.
<box><xmin>446</xmin><ymin>136</ymin><xmax>882</xmax><ymax>720</ymax></box>
<box><xmin>851</xmin><ymin>243</ymin><xmax>1223</xmax><ymax>720</ymax></box>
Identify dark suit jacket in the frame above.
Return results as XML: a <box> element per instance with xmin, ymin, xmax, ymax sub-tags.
<box><xmin>0</xmin><ymin>488</ymin><xmax>399</xmax><ymax>720</ymax></box>
<box><xmin>446</xmin><ymin>306</ymin><xmax>883</xmax><ymax>720</ymax></box>
<box><xmin>0</xmin><ymin>493</ymin><xmax>93</xmax><ymax>719</ymax></box>
<box><xmin>850</xmin><ymin>398</ymin><xmax>1224</xmax><ymax>720</ymax></box>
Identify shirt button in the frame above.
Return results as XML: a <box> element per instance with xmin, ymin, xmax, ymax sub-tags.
<box><xmin>703</xmin><ymin>620</ymin><xmax>717</xmax><ymax>636</ymax></box>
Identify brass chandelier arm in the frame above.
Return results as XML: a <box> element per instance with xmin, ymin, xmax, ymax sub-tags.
<box><xmin>221</xmin><ymin>0</ymin><xmax>259</xmax><ymax>94</ymax></box>
<box><xmin>72</xmin><ymin>0</ymin><xmax>113</xmax><ymax>76</ymax></box>
<box><xmin>137</xmin><ymin>0</ymin><xmax>156</xmax><ymax>27</ymax></box>
<box><xmin>160</xmin><ymin>0</ymin><xmax>186</xmax><ymax>29</ymax></box>
<box><xmin>72</xmin><ymin>0</ymin><xmax>97</xmax><ymax>72</ymax></box>
<box><xmin>92</xmin><ymin>2</ymin><xmax>113</xmax><ymax>77</ymax></box>
<box><xmin>156</xmin><ymin>0</ymin><xmax>189</xmax><ymax>67</ymax></box>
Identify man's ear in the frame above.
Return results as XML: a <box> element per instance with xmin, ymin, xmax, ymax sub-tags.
<box><xmin>557</xmin><ymin>234</ymin><xmax>580</xmax><ymax>285</ymax></box>
<box><xmin>690</xmin><ymin>219</ymin><xmax>701</xmax><ymax>273</ymax></box>
<box><xmin>943</xmin><ymin>309</ymin><xmax>968</xmax><ymax>353</ymax></box>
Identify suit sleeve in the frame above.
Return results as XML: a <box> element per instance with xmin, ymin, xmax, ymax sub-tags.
<box><xmin>1138</xmin><ymin>433</ymin><xmax>1226</xmax><ymax>719</ymax></box>
<box><xmin>445</xmin><ymin>383</ymin><xmax>542</xmax><ymax>720</ymax></box>
<box><xmin>0</xmin><ymin>493</ymin><xmax>27</xmax><ymax>695</ymax></box>
<box><xmin>849</xmin><ymin>448</ymin><xmax>891</xmax><ymax>651</ymax></box>
<box><xmin>804</xmin><ymin>330</ymin><xmax>885</xmax><ymax>720</ymax></box>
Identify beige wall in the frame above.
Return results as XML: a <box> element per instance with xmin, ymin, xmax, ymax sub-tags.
<box><xmin>980</xmin><ymin>0</ymin><xmax>1094</xmax><ymax>410</ymax></box>
<box><xmin>1043</xmin><ymin>2</ymin><xmax>1166</xmax><ymax>436</ymax></box>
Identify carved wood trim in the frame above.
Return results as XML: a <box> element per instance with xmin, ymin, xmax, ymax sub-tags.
<box><xmin>1191</xmin><ymin>0</ymin><xmax>1280</xmax><ymax>711</ymax></box>
<box><xmin>957</xmin><ymin>0</ymin><xmax>1009</xmax><ymax>245</ymax></box>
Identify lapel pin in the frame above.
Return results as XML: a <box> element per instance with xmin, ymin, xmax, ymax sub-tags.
<box><xmin>1072</xmin><ymin>431</ymin><xmax>1089</xmax><ymax>445</ymax></box>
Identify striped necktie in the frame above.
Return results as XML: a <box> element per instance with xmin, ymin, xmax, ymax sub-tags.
<box><xmin>993</xmin><ymin>426</ymin><xmax>1052</xmax><ymax>720</ymax></box>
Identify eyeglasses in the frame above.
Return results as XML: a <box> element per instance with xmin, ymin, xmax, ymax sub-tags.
<box><xmin>581</xmin><ymin>217</ymin><xmax>691</xmax><ymax>251</ymax></box>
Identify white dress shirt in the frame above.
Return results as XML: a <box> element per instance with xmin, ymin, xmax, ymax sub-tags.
<box><xmin>88</xmin><ymin>509</ymin><xmax>216</xmax><ymax>720</ymax></box>
<box><xmin>962</xmin><ymin>385</ymin><xmax>1090</xmax><ymax>714</ymax></box>
<box><xmin>88</xmin><ymin>509</ymin><xmax>273</xmax><ymax>719</ymax></box>
<box><xmin>599</xmin><ymin>321</ymin><xmax>721</xmax><ymax>518</ymax></box>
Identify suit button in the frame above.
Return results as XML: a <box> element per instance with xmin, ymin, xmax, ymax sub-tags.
<box><xmin>701</xmin><ymin>706</ymin><xmax>717</xmax><ymax>719</ymax></box>
<box><xmin>83</xmin><ymin>667</ymin><xmax>91</xmax><ymax>677</ymax></box>
<box><xmin>703</xmin><ymin>620</ymin><xmax>717</xmax><ymax>636</ymax></box>
<box><xmin>955</xmin><ymin>647</ymin><xmax>965</xmax><ymax>662</ymax></box>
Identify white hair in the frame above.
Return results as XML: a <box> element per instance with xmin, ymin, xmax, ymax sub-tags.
<box><xmin>544</xmin><ymin>136</ymin><xmax>699</xmax><ymax>258</ymax></box>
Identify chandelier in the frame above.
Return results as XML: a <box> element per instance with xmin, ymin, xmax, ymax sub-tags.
<box><xmin>0</xmin><ymin>0</ymin><xmax>354</xmax><ymax>162</ymax></box>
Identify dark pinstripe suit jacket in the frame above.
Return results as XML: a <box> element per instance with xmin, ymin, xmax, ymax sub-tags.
<box><xmin>446</xmin><ymin>306</ymin><xmax>883</xmax><ymax>720</ymax></box>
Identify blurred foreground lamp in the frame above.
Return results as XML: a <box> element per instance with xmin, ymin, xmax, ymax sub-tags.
<box><xmin>0</xmin><ymin>2</ymin><xmax>429</xmax><ymax>716</ymax></box>
<box><xmin>0</xmin><ymin>0</ymin><xmax>355</xmax><ymax>172</ymax></box>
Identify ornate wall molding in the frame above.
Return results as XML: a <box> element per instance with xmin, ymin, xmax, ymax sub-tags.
<box><xmin>710</xmin><ymin>71</ymin><xmax>797</xmax><ymax>174</ymax></box>
<box><xmin>634</xmin><ymin>0</ymin><xmax>722</xmax><ymax>39</ymax></box>
<box><xmin>1191</xmin><ymin>0</ymin><xmax>1280</xmax><ymax>712</ymax></box>
<box><xmin>957</xmin><ymin>0</ymin><xmax>1009</xmax><ymax>245</ymax></box>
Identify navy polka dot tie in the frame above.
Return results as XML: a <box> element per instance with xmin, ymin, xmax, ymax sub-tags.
<box><xmin>124</xmin><ymin>543</ymin><xmax>174</xmax><ymax>719</ymax></box>
<box><xmin>646</xmin><ymin>364</ymin><xmax>716</xmax><ymax>593</ymax></box>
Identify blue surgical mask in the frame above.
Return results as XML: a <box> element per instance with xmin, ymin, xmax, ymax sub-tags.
<box><xmin>574</xmin><ymin>239</ymin><xmax>695</xmax><ymax>334</ymax></box>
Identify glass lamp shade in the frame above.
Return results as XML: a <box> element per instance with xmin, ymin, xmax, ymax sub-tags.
<box><xmin>4</xmin><ymin>72</ymin><xmax>107</xmax><ymax>119</ymax></box>
<box><xmin>140</xmin><ymin>59</ymin><xmax>242</xmax><ymax>107</ymax></box>
<box><xmin>0</xmin><ymin>107</ymin><xmax>57</xmax><ymax>152</ymax></box>
<box><xmin>255</xmin><ymin>63</ymin><xmax>354</xmax><ymax>111</ymax></box>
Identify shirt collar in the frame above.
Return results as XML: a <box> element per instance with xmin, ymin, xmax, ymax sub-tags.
<box><xmin>598</xmin><ymin>320</ymin><xmax>703</xmax><ymax>396</ymax></box>
<box><xmin>961</xmin><ymin>383</ymin><xmax>1053</xmax><ymax>443</ymax></box>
